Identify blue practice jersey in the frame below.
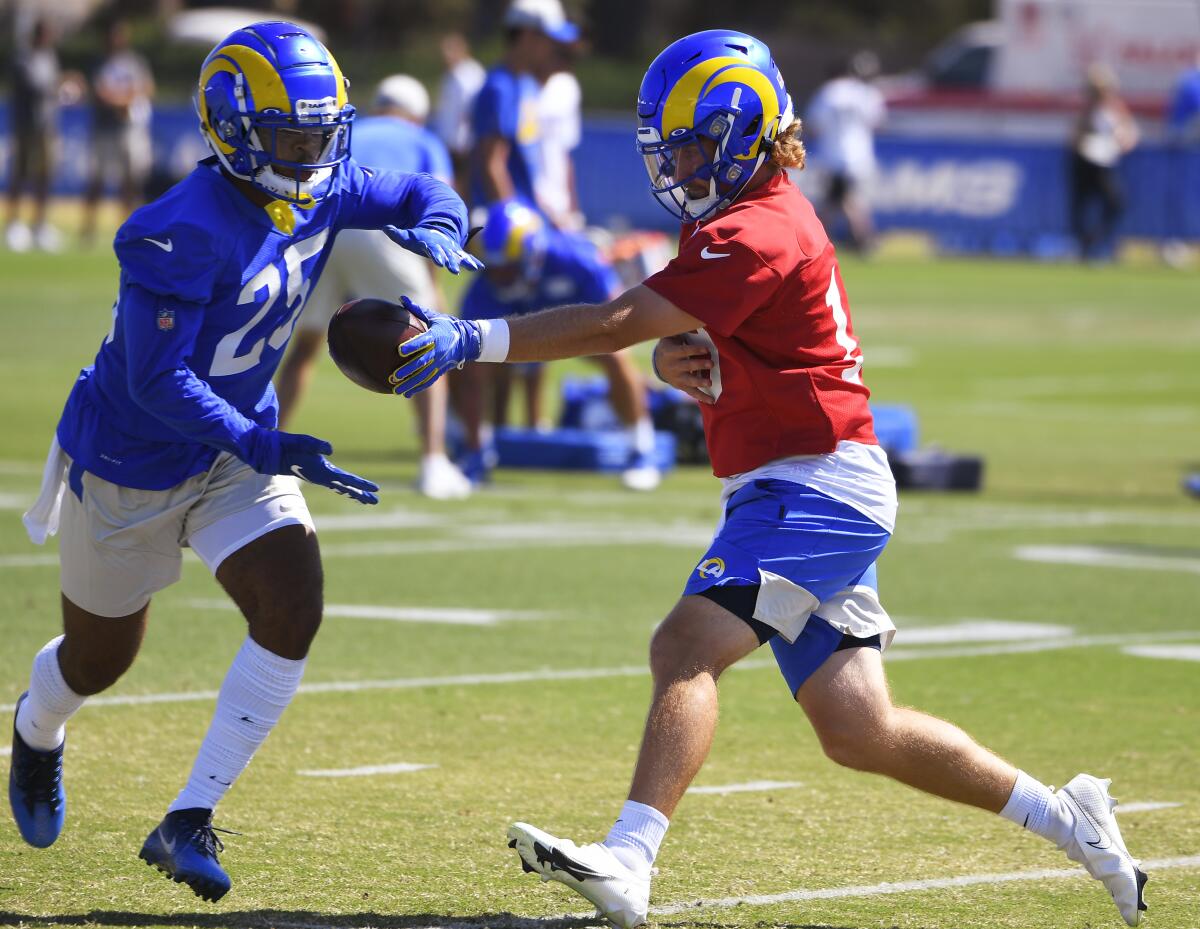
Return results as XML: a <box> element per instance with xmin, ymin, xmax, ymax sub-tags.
<box><xmin>460</xmin><ymin>229</ymin><xmax>619</xmax><ymax>321</ymax></box>
<box><xmin>469</xmin><ymin>65</ymin><xmax>542</xmax><ymax>208</ymax></box>
<box><xmin>56</xmin><ymin>157</ymin><xmax>467</xmax><ymax>491</ymax></box>
<box><xmin>353</xmin><ymin>115</ymin><xmax>454</xmax><ymax>185</ymax></box>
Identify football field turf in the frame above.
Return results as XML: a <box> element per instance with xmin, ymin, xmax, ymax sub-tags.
<box><xmin>1</xmin><ymin>244</ymin><xmax>1198</xmax><ymax>928</ymax></box>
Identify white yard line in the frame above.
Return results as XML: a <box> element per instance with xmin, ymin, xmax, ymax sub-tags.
<box><xmin>259</xmin><ymin>855</ymin><xmax>1200</xmax><ymax>928</ymax></box>
<box><xmin>0</xmin><ymin>746</ymin><xmax>10</xmax><ymax>757</ymax></box>
<box><xmin>187</xmin><ymin>598</ymin><xmax>552</xmax><ymax>627</ymax></box>
<box><xmin>1118</xmin><ymin>801</ymin><xmax>1182</xmax><ymax>813</ymax></box>
<box><xmin>890</xmin><ymin>620</ymin><xmax>1072</xmax><ymax>644</ymax></box>
<box><xmin>646</xmin><ymin>854</ymin><xmax>1200</xmax><ymax>918</ymax></box>
<box><xmin>0</xmin><ymin>553</ymin><xmax>58</xmax><ymax>568</ymax></box>
<box><xmin>3</xmin><ymin>629</ymin><xmax>1198</xmax><ymax>715</ymax></box>
<box><xmin>297</xmin><ymin>762</ymin><xmax>437</xmax><ymax>777</ymax></box>
<box><xmin>1015</xmin><ymin>544</ymin><xmax>1200</xmax><ymax>575</ymax></box>
<box><xmin>688</xmin><ymin>780</ymin><xmax>803</xmax><ymax>796</ymax></box>
<box><xmin>1123</xmin><ymin>645</ymin><xmax>1200</xmax><ymax>662</ymax></box>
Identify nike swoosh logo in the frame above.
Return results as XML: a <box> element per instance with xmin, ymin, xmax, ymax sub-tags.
<box><xmin>290</xmin><ymin>465</ymin><xmax>308</xmax><ymax>482</ymax></box>
<box><xmin>700</xmin><ymin>246</ymin><xmax>730</xmax><ymax>259</ymax></box>
<box><xmin>144</xmin><ymin>237</ymin><xmax>173</xmax><ymax>252</ymax></box>
<box><xmin>208</xmin><ymin>774</ymin><xmax>233</xmax><ymax>787</ymax></box>
<box><xmin>159</xmin><ymin>828</ymin><xmax>176</xmax><ymax>855</ymax></box>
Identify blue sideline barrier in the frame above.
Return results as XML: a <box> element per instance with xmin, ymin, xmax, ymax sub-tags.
<box><xmin>3</xmin><ymin>105</ymin><xmax>1196</xmax><ymax>249</ymax></box>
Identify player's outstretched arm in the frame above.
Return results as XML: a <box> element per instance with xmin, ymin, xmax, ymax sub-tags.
<box><xmin>341</xmin><ymin>164</ymin><xmax>480</xmax><ymax>274</ymax></box>
<box><xmin>120</xmin><ymin>283</ymin><xmax>379</xmax><ymax>504</ymax></box>
<box><xmin>389</xmin><ymin>286</ymin><xmax>703</xmax><ymax>396</ymax></box>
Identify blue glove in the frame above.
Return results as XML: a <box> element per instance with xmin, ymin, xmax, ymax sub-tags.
<box><xmin>382</xmin><ymin>225</ymin><xmax>485</xmax><ymax>274</ymax></box>
<box><xmin>388</xmin><ymin>296</ymin><xmax>482</xmax><ymax>397</ymax></box>
<box><xmin>245</xmin><ymin>429</ymin><xmax>379</xmax><ymax>505</ymax></box>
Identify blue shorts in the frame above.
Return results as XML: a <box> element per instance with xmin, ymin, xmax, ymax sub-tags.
<box><xmin>683</xmin><ymin>479</ymin><xmax>892</xmax><ymax>692</ymax></box>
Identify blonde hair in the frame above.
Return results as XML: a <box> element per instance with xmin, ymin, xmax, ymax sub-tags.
<box><xmin>769</xmin><ymin>119</ymin><xmax>806</xmax><ymax>170</ymax></box>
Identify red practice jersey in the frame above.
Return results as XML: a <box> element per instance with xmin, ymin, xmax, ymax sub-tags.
<box><xmin>644</xmin><ymin>171</ymin><xmax>877</xmax><ymax>477</ymax></box>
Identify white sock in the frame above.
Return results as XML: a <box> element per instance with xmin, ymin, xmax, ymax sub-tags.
<box><xmin>603</xmin><ymin>800</ymin><xmax>669</xmax><ymax>875</ymax></box>
<box><xmin>627</xmin><ymin>417</ymin><xmax>656</xmax><ymax>456</ymax></box>
<box><xmin>999</xmin><ymin>770</ymin><xmax>1076</xmax><ymax>848</ymax></box>
<box><xmin>168</xmin><ymin>636</ymin><xmax>305</xmax><ymax>813</ymax></box>
<box><xmin>16</xmin><ymin>636</ymin><xmax>85</xmax><ymax>751</ymax></box>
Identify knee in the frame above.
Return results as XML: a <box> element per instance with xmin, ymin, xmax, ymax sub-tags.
<box><xmin>245</xmin><ymin>573</ymin><xmax>324</xmax><ymax>657</ymax></box>
<box><xmin>812</xmin><ymin>711</ymin><xmax>895</xmax><ymax>773</ymax></box>
<box><xmin>648</xmin><ymin>618</ymin><xmax>718</xmax><ymax>684</ymax></box>
<box><xmin>59</xmin><ymin>636</ymin><xmax>137</xmax><ymax>696</ymax></box>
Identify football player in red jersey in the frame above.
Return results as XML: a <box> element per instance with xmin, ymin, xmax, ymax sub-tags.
<box><xmin>389</xmin><ymin>30</ymin><xmax>1147</xmax><ymax>929</ymax></box>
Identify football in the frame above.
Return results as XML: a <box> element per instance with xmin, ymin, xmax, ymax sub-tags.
<box><xmin>326</xmin><ymin>298</ymin><xmax>428</xmax><ymax>394</ymax></box>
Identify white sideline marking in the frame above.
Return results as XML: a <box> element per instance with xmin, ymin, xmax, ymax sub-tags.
<box><xmin>893</xmin><ymin>620</ymin><xmax>1072</xmax><ymax>644</ymax></box>
<box><xmin>0</xmin><ymin>553</ymin><xmax>57</xmax><ymax>568</ymax></box>
<box><xmin>298</xmin><ymin>762</ymin><xmax>436</xmax><ymax>777</ymax></box>
<box><xmin>688</xmin><ymin>780</ymin><xmax>803</xmax><ymax>796</ymax></box>
<box><xmin>1015</xmin><ymin>544</ymin><xmax>1200</xmax><ymax>575</ymax></box>
<box><xmin>1123</xmin><ymin>645</ymin><xmax>1200</xmax><ymax>663</ymax></box>
<box><xmin>0</xmin><ymin>492</ymin><xmax>30</xmax><ymax>510</ymax></box>
<box><xmin>1119</xmin><ymin>801</ymin><xmax>1182</xmax><ymax>813</ymax></box>
<box><xmin>646</xmin><ymin>854</ymin><xmax>1200</xmax><ymax>918</ymax></box>
<box><xmin>187</xmin><ymin>598</ymin><xmax>551</xmax><ymax>627</ymax></box>
<box><xmin>3</xmin><ymin>629</ymin><xmax>1198</xmax><ymax>715</ymax></box>
<box><xmin>0</xmin><ymin>746</ymin><xmax>10</xmax><ymax>757</ymax></box>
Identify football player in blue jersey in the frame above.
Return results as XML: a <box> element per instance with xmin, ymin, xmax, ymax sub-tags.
<box><xmin>457</xmin><ymin>200</ymin><xmax>660</xmax><ymax>490</ymax></box>
<box><xmin>10</xmin><ymin>22</ymin><xmax>478</xmax><ymax>903</ymax></box>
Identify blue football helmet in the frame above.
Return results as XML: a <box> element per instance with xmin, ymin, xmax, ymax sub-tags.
<box><xmin>197</xmin><ymin>22</ymin><xmax>355</xmax><ymax>204</ymax></box>
<box><xmin>474</xmin><ymin>200</ymin><xmax>547</xmax><ymax>300</ymax></box>
<box><xmin>636</xmin><ymin>30</ymin><xmax>793</xmax><ymax>222</ymax></box>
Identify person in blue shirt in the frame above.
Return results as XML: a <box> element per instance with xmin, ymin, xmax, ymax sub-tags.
<box><xmin>469</xmin><ymin>0</ymin><xmax>578</xmax><ymax>209</ymax></box>
<box><xmin>458</xmin><ymin>200</ymin><xmax>659</xmax><ymax>490</ymax></box>
<box><xmin>10</xmin><ymin>22</ymin><xmax>478</xmax><ymax>903</ymax></box>
<box><xmin>276</xmin><ymin>73</ymin><xmax>471</xmax><ymax>500</ymax></box>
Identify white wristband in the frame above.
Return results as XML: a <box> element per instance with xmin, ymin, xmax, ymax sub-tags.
<box><xmin>475</xmin><ymin>318</ymin><xmax>510</xmax><ymax>363</ymax></box>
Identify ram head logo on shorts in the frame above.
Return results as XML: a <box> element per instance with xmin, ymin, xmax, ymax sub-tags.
<box><xmin>696</xmin><ymin>557</ymin><xmax>726</xmax><ymax>579</ymax></box>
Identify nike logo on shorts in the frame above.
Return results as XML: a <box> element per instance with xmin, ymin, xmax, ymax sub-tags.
<box><xmin>144</xmin><ymin>237</ymin><xmax>174</xmax><ymax>252</ymax></box>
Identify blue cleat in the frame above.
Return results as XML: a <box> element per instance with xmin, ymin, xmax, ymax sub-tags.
<box><xmin>8</xmin><ymin>691</ymin><xmax>66</xmax><ymax>848</ymax></box>
<box><xmin>139</xmin><ymin>807</ymin><xmax>233</xmax><ymax>902</ymax></box>
<box><xmin>458</xmin><ymin>446</ymin><xmax>496</xmax><ymax>486</ymax></box>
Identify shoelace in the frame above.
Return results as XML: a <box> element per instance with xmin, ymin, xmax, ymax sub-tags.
<box><xmin>183</xmin><ymin>819</ymin><xmax>241</xmax><ymax>858</ymax></box>
<box><xmin>15</xmin><ymin>746</ymin><xmax>63</xmax><ymax>811</ymax></box>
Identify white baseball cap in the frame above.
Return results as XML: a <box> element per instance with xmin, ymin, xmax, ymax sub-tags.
<box><xmin>373</xmin><ymin>74</ymin><xmax>431</xmax><ymax>121</ymax></box>
<box><xmin>503</xmin><ymin>0</ymin><xmax>579</xmax><ymax>43</ymax></box>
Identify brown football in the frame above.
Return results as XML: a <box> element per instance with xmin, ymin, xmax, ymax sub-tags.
<box><xmin>326</xmin><ymin>298</ymin><xmax>429</xmax><ymax>394</ymax></box>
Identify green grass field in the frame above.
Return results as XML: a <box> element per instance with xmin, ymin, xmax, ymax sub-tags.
<box><xmin>1</xmin><ymin>239</ymin><xmax>1198</xmax><ymax>929</ymax></box>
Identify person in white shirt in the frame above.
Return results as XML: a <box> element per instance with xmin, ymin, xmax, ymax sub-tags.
<box><xmin>431</xmin><ymin>32</ymin><xmax>486</xmax><ymax>195</ymax></box>
<box><xmin>806</xmin><ymin>51</ymin><xmax>886</xmax><ymax>253</ymax></box>
<box><xmin>81</xmin><ymin>18</ymin><xmax>156</xmax><ymax>244</ymax></box>
<box><xmin>535</xmin><ymin>50</ymin><xmax>583</xmax><ymax>230</ymax></box>
<box><xmin>1070</xmin><ymin>64</ymin><xmax>1138</xmax><ymax>261</ymax></box>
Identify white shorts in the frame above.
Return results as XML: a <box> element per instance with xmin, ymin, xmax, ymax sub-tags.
<box><xmin>298</xmin><ymin>228</ymin><xmax>438</xmax><ymax>335</ymax></box>
<box><xmin>50</xmin><ymin>451</ymin><xmax>313</xmax><ymax>618</ymax></box>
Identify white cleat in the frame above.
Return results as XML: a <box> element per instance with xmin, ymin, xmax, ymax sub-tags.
<box><xmin>1057</xmin><ymin>774</ymin><xmax>1148</xmax><ymax>926</ymax></box>
<box><xmin>507</xmin><ymin>822</ymin><xmax>650</xmax><ymax>929</ymax></box>
<box><xmin>416</xmin><ymin>454</ymin><xmax>472</xmax><ymax>500</ymax></box>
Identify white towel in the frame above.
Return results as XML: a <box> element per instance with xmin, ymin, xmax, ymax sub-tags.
<box><xmin>22</xmin><ymin>436</ymin><xmax>68</xmax><ymax>545</ymax></box>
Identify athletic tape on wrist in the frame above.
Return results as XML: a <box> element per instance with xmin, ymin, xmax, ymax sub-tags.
<box><xmin>476</xmin><ymin>318</ymin><xmax>510</xmax><ymax>363</ymax></box>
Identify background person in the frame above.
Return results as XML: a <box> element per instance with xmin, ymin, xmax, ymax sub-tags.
<box><xmin>431</xmin><ymin>32</ymin><xmax>486</xmax><ymax>196</ymax></box>
<box><xmin>6</xmin><ymin>18</ymin><xmax>63</xmax><ymax>253</ymax></box>
<box><xmin>276</xmin><ymin>74</ymin><xmax>471</xmax><ymax>500</ymax></box>
<box><xmin>81</xmin><ymin>17</ymin><xmax>156</xmax><ymax>246</ymax></box>
<box><xmin>470</xmin><ymin>0</ymin><xmax>578</xmax><ymax>210</ymax></box>
<box><xmin>805</xmin><ymin>50</ymin><xmax>886</xmax><ymax>254</ymax></box>
<box><xmin>456</xmin><ymin>200</ymin><xmax>660</xmax><ymax>491</ymax></box>
<box><xmin>1070</xmin><ymin>63</ymin><xmax>1139</xmax><ymax>261</ymax></box>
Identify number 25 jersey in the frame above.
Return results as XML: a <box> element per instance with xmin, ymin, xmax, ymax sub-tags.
<box><xmin>55</xmin><ymin>158</ymin><xmax>466</xmax><ymax>491</ymax></box>
<box><xmin>643</xmin><ymin>171</ymin><xmax>877</xmax><ymax>478</ymax></box>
